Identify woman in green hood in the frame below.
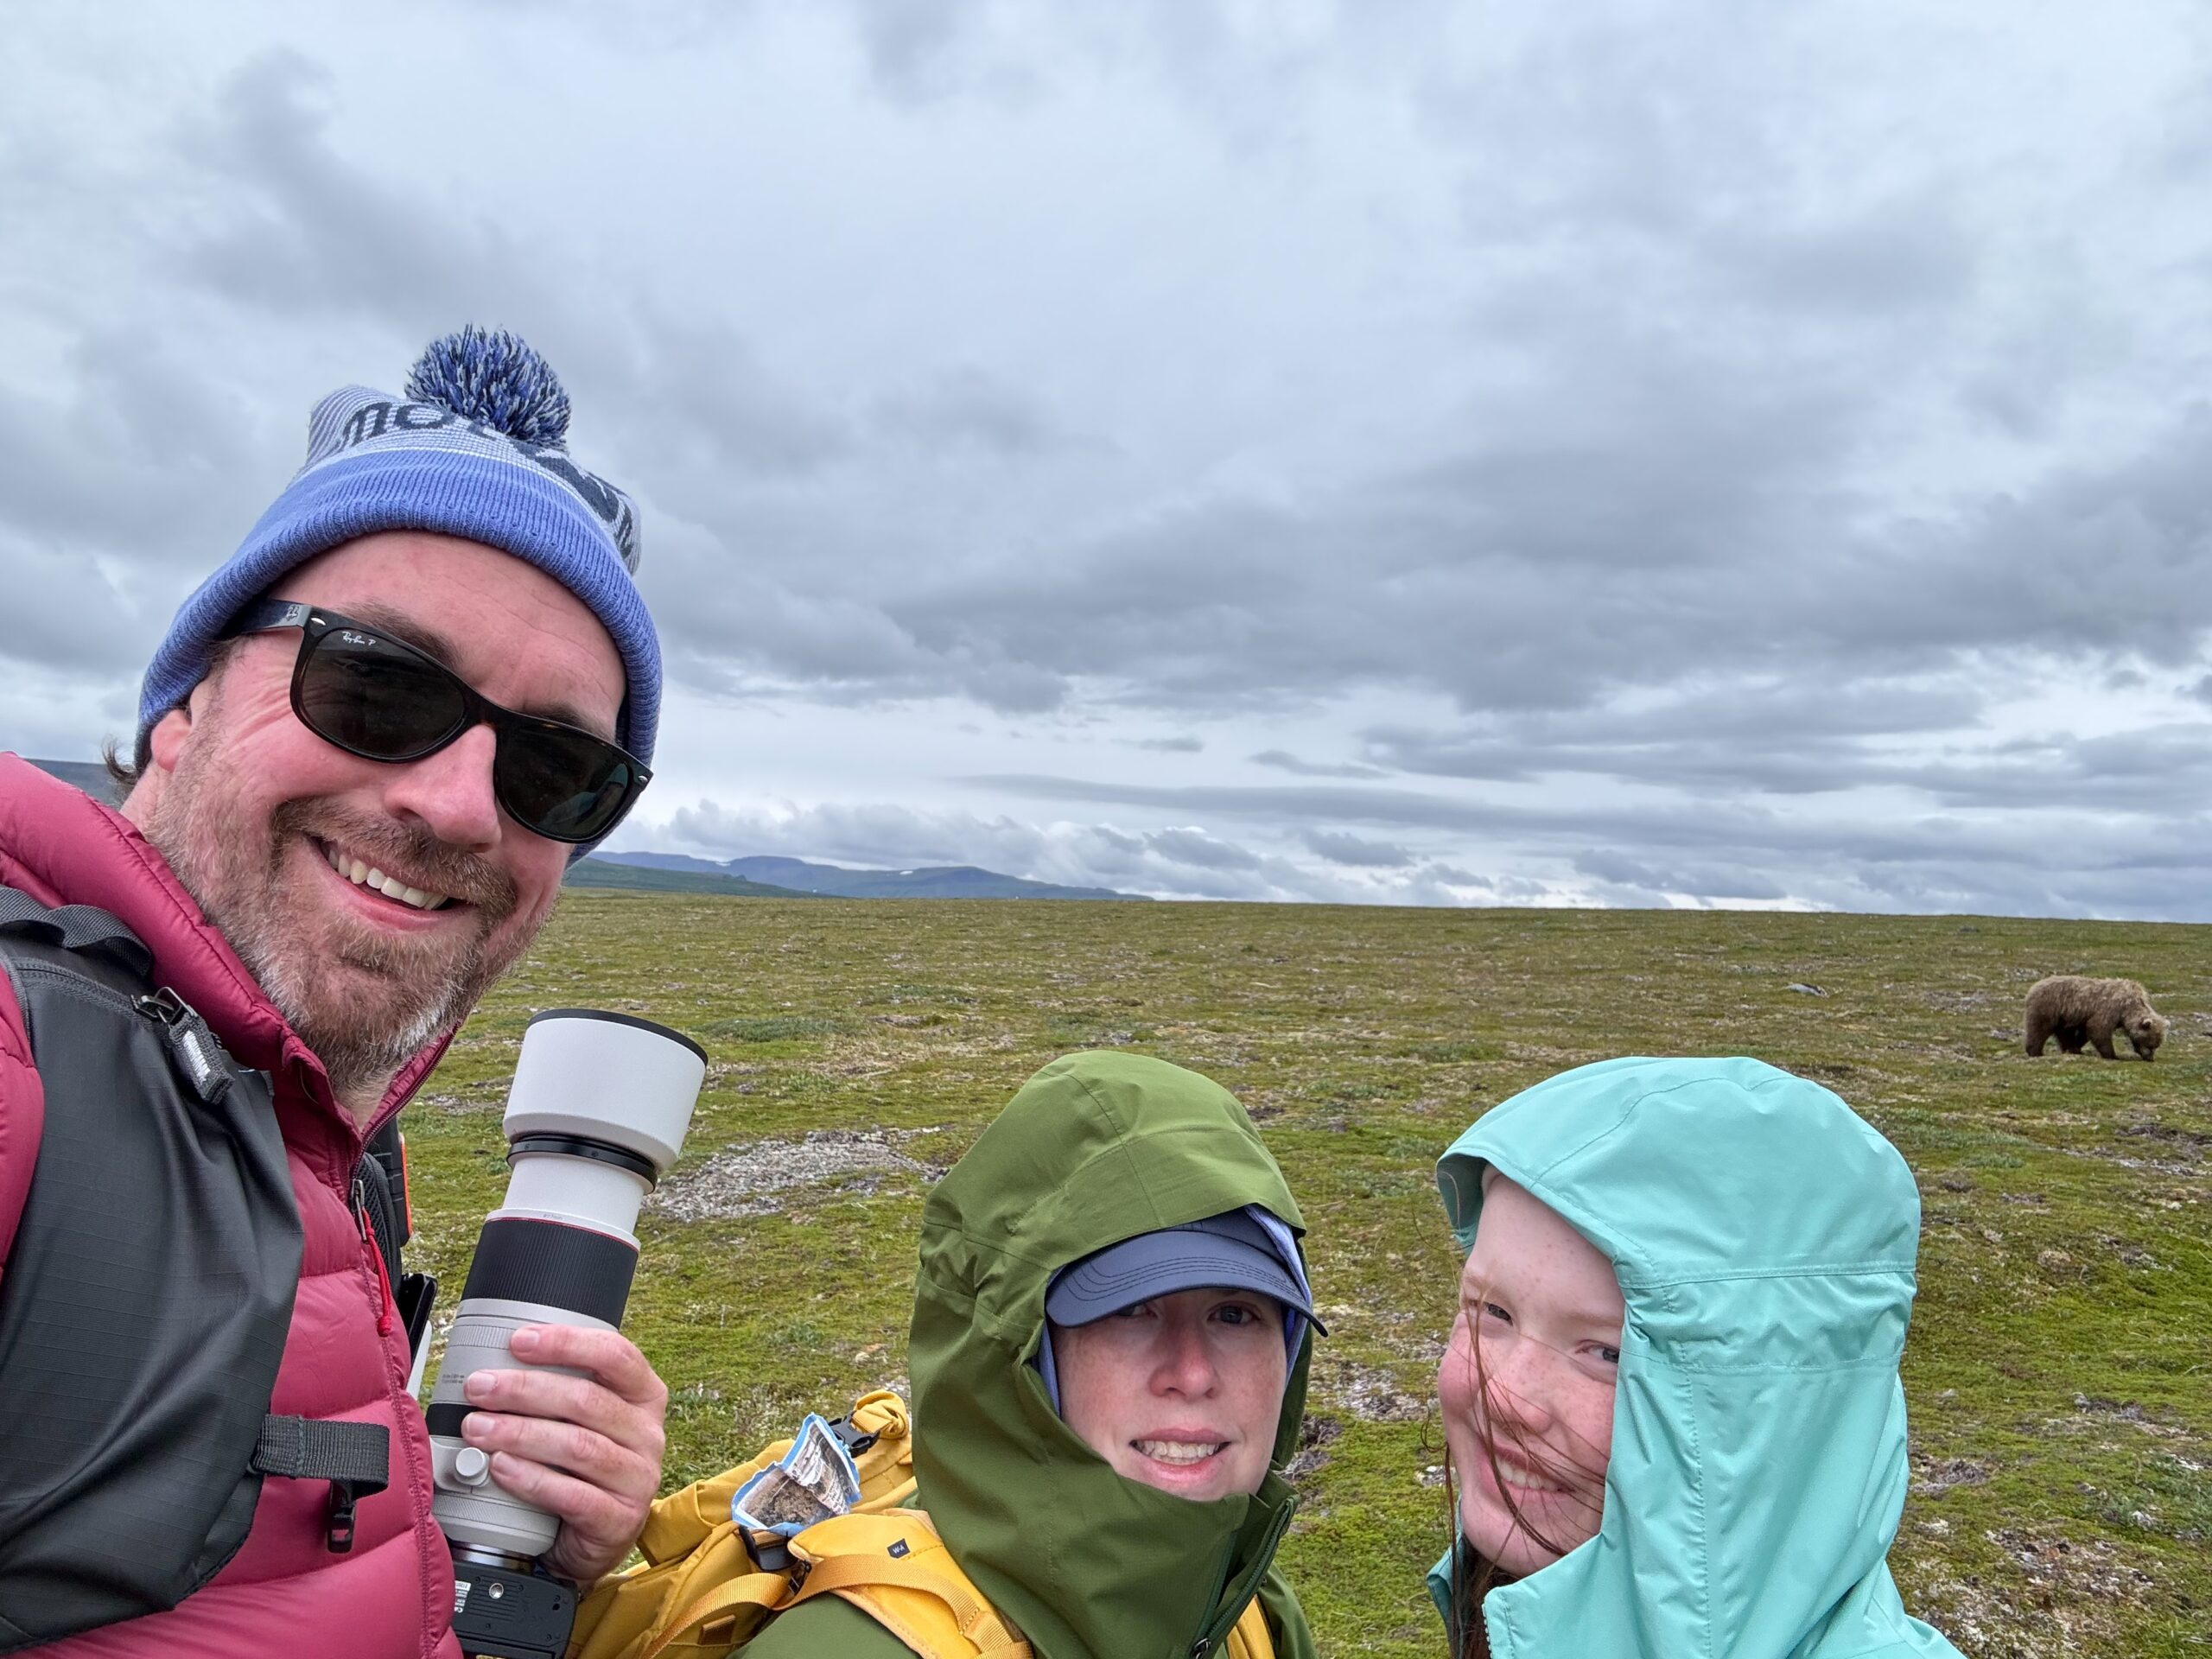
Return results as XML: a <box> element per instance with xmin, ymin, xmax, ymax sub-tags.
<box><xmin>742</xmin><ymin>1051</ymin><xmax>1322</xmax><ymax>1659</ymax></box>
<box><xmin>1428</xmin><ymin>1056</ymin><xmax>1965</xmax><ymax>1659</ymax></box>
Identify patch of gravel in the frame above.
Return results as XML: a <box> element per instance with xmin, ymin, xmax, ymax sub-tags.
<box><xmin>1910</xmin><ymin>1455</ymin><xmax>1993</xmax><ymax>1497</ymax></box>
<box><xmin>2096</xmin><ymin>1233</ymin><xmax>2160</xmax><ymax>1268</ymax></box>
<box><xmin>2033</xmin><ymin>1400</ymin><xmax>2200</xmax><ymax>1452</ymax></box>
<box><xmin>1923</xmin><ymin>989</ymin><xmax>1999</xmax><ymax>1011</ymax></box>
<box><xmin>1312</xmin><ymin>1357</ymin><xmax>1429</xmax><ymax>1423</ymax></box>
<box><xmin>2071</xmin><ymin>1393</ymin><xmax>2145</xmax><ymax>1422</ymax></box>
<box><xmin>1911</xmin><ymin>1531</ymin><xmax>2164</xmax><ymax>1656</ymax></box>
<box><xmin>650</xmin><ymin>1128</ymin><xmax>946</xmax><ymax>1222</ymax></box>
<box><xmin>2118</xmin><ymin>1122</ymin><xmax>2209</xmax><ymax>1160</ymax></box>
<box><xmin>1285</xmin><ymin>1414</ymin><xmax>1343</xmax><ymax>1482</ymax></box>
<box><xmin>1987</xmin><ymin>1529</ymin><xmax>2160</xmax><ymax>1611</ymax></box>
<box><xmin>2050</xmin><ymin>1139</ymin><xmax>2208</xmax><ymax>1179</ymax></box>
<box><xmin>416</xmin><ymin>1085</ymin><xmax>505</xmax><ymax>1115</ymax></box>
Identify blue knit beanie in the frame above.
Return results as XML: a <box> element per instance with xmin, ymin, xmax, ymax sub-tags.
<box><xmin>137</xmin><ymin>327</ymin><xmax>660</xmax><ymax>779</ymax></box>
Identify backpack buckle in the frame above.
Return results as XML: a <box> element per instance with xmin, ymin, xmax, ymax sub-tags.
<box><xmin>326</xmin><ymin>1480</ymin><xmax>361</xmax><ymax>1553</ymax></box>
<box><xmin>135</xmin><ymin>988</ymin><xmax>236</xmax><ymax>1104</ymax></box>
<box><xmin>745</xmin><ymin>1529</ymin><xmax>795</xmax><ymax>1573</ymax></box>
<box><xmin>249</xmin><ymin>1415</ymin><xmax>391</xmax><ymax>1555</ymax></box>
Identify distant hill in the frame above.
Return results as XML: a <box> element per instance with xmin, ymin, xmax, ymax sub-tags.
<box><xmin>599</xmin><ymin>850</ymin><xmax>1143</xmax><ymax>901</ymax></box>
<box><xmin>565</xmin><ymin>858</ymin><xmax>813</xmax><ymax>898</ymax></box>
<box><xmin>11</xmin><ymin>759</ymin><xmax>1135</xmax><ymax>900</ymax></box>
<box><xmin>20</xmin><ymin>757</ymin><xmax>123</xmax><ymax>804</ymax></box>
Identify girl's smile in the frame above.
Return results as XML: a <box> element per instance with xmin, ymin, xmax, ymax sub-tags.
<box><xmin>1437</xmin><ymin>1171</ymin><xmax>1624</xmax><ymax>1577</ymax></box>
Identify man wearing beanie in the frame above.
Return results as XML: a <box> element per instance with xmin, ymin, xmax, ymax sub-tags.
<box><xmin>0</xmin><ymin>330</ymin><xmax>670</xmax><ymax>1657</ymax></box>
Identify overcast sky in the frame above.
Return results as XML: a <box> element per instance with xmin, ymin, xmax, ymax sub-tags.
<box><xmin>7</xmin><ymin>2</ymin><xmax>2212</xmax><ymax>914</ymax></box>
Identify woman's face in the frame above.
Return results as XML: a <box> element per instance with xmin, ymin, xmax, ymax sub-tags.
<box><xmin>1437</xmin><ymin>1172</ymin><xmax>1624</xmax><ymax>1577</ymax></box>
<box><xmin>1054</xmin><ymin>1287</ymin><xmax>1289</xmax><ymax>1503</ymax></box>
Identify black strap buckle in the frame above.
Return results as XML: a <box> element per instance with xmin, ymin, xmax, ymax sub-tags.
<box><xmin>325</xmin><ymin>1482</ymin><xmax>362</xmax><ymax>1553</ymax></box>
<box><xmin>250</xmin><ymin>1414</ymin><xmax>391</xmax><ymax>1554</ymax></box>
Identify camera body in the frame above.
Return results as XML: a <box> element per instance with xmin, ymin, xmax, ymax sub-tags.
<box><xmin>426</xmin><ymin>1009</ymin><xmax>706</xmax><ymax>1658</ymax></box>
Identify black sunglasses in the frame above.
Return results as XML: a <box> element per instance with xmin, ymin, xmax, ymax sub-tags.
<box><xmin>220</xmin><ymin>599</ymin><xmax>651</xmax><ymax>845</ymax></box>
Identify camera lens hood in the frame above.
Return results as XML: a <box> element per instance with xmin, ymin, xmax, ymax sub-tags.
<box><xmin>500</xmin><ymin>1009</ymin><xmax>707</xmax><ymax>1177</ymax></box>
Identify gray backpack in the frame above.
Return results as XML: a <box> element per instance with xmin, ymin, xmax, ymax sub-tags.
<box><xmin>0</xmin><ymin>887</ymin><xmax>391</xmax><ymax>1652</ymax></box>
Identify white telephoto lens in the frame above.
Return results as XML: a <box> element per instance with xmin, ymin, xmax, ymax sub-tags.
<box><xmin>428</xmin><ymin>1010</ymin><xmax>706</xmax><ymax>1561</ymax></box>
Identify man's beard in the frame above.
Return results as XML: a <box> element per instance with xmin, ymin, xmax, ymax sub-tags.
<box><xmin>144</xmin><ymin>728</ymin><xmax>530</xmax><ymax>1108</ymax></box>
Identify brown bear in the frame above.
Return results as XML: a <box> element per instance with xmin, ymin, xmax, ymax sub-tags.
<box><xmin>2023</xmin><ymin>976</ymin><xmax>2170</xmax><ymax>1061</ymax></box>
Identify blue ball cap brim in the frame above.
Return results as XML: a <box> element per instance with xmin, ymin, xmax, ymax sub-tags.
<box><xmin>1045</xmin><ymin>1208</ymin><xmax>1324</xmax><ymax>1331</ymax></box>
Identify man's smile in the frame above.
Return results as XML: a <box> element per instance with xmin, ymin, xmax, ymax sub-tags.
<box><xmin>314</xmin><ymin>835</ymin><xmax>455</xmax><ymax>912</ymax></box>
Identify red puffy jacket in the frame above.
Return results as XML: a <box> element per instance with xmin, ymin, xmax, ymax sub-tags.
<box><xmin>0</xmin><ymin>754</ymin><xmax>461</xmax><ymax>1658</ymax></box>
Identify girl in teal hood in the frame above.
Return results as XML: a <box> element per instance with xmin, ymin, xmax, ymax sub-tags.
<box><xmin>1429</xmin><ymin>1056</ymin><xmax>1965</xmax><ymax>1659</ymax></box>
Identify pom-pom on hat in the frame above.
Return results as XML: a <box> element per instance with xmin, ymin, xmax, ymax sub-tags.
<box><xmin>137</xmin><ymin>327</ymin><xmax>660</xmax><ymax>798</ymax></box>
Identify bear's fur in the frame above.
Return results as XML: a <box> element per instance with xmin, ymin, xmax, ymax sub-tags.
<box><xmin>2023</xmin><ymin>976</ymin><xmax>2169</xmax><ymax>1061</ymax></box>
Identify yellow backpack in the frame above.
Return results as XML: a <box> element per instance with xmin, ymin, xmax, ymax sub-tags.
<box><xmin>566</xmin><ymin>1390</ymin><xmax>1274</xmax><ymax>1659</ymax></box>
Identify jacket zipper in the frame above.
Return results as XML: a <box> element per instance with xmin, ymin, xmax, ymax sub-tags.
<box><xmin>1186</xmin><ymin>1489</ymin><xmax>1300</xmax><ymax>1659</ymax></box>
<box><xmin>352</xmin><ymin>1177</ymin><xmax>397</xmax><ymax>1337</ymax></box>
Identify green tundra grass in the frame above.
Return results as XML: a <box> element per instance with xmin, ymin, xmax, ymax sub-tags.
<box><xmin>401</xmin><ymin>894</ymin><xmax>2209</xmax><ymax>1657</ymax></box>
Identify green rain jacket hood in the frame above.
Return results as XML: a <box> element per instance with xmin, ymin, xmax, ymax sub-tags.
<box><xmin>911</xmin><ymin>1052</ymin><xmax>1319</xmax><ymax>1659</ymax></box>
<box><xmin>1427</xmin><ymin>1056</ymin><xmax>1962</xmax><ymax>1659</ymax></box>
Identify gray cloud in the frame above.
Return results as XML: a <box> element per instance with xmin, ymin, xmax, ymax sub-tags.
<box><xmin>0</xmin><ymin>327</ymin><xmax>263</xmax><ymax>560</ymax></box>
<box><xmin>654</xmin><ymin>797</ymin><xmax>1446</xmax><ymax>904</ymax></box>
<box><xmin>1302</xmin><ymin>829</ymin><xmax>1415</xmax><ymax>868</ymax></box>
<box><xmin>963</xmin><ymin>769</ymin><xmax>2212</xmax><ymax>919</ymax></box>
<box><xmin>1368</xmin><ymin>712</ymin><xmax>2212</xmax><ymax>814</ymax></box>
<box><xmin>1147</xmin><ymin>826</ymin><xmax>1262</xmax><ymax>870</ymax></box>
<box><xmin>9</xmin><ymin>4</ymin><xmax>2212</xmax><ymax>918</ymax></box>
<box><xmin>172</xmin><ymin>54</ymin><xmax>553</xmax><ymax>334</ymax></box>
<box><xmin>168</xmin><ymin>60</ymin><xmax>852</xmax><ymax>482</ymax></box>
<box><xmin>1573</xmin><ymin>850</ymin><xmax>1791</xmax><ymax>903</ymax></box>
<box><xmin>869</xmin><ymin>370</ymin><xmax>1086</xmax><ymax>458</ymax></box>
<box><xmin>664</xmin><ymin>798</ymin><xmax>1030</xmax><ymax>871</ymax></box>
<box><xmin>861</xmin><ymin>386</ymin><xmax>2212</xmax><ymax>723</ymax></box>
<box><xmin>30</xmin><ymin>22</ymin><xmax>2212</xmax><ymax>731</ymax></box>
<box><xmin>1251</xmin><ymin>748</ymin><xmax>1389</xmax><ymax>779</ymax></box>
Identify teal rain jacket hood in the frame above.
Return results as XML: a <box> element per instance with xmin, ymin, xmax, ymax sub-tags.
<box><xmin>1427</xmin><ymin>1057</ymin><xmax>1962</xmax><ymax>1659</ymax></box>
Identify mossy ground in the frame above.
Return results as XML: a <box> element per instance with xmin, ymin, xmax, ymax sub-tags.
<box><xmin>402</xmin><ymin>895</ymin><xmax>2209</xmax><ymax>1657</ymax></box>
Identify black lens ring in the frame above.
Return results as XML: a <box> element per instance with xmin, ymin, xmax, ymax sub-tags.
<box><xmin>507</xmin><ymin>1135</ymin><xmax>662</xmax><ymax>1186</ymax></box>
<box><xmin>459</xmin><ymin>1215</ymin><xmax>638</xmax><ymax>1325</ymax></box>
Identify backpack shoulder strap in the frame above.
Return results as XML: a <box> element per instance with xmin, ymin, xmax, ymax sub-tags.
<box><xmin>629</xmin><ymin>1550</ymin><xmax>795</xmax><ymax>1659</ymax></box>
<box><xmin>1226</xmin><ymin>1592</ymin><xmax>1275</xmax><ymax>1659</ymax></box>
<box><xmin>0</xmin><ymin>885</ymin><xmax>385</xmax><ymax>1646</ymax></box>
<box><xmin>0</xmin><ymin>885</ymin><xmax>154</xmax><ymax>979</ymax></box>
<box><xmin>785</xmin><ymin>1511</ymin><xmax>1031</xmax><ymax>1659</ymax></box>
<box><xmin>570</xmin><ymin>1390</ymin><xmax>926</xmax><ymax>1659</ymax></box>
